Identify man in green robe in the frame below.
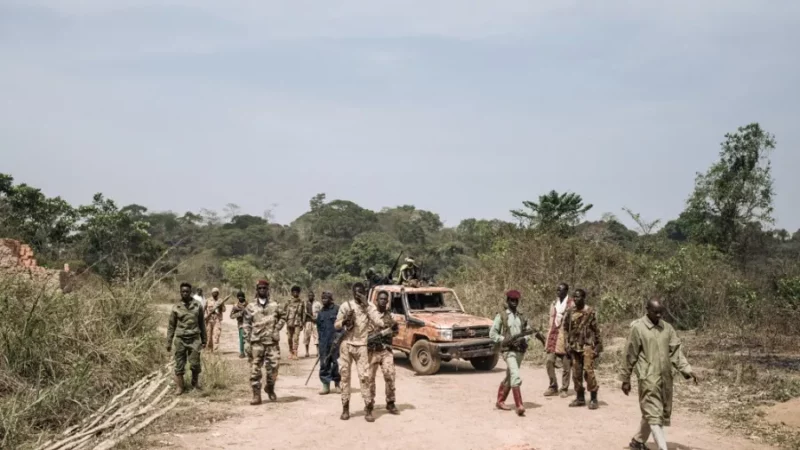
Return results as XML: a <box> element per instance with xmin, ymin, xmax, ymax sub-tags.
<box><xmin>620</xmin><ymin>299</ymin><xmax>698</xmax><ymax>450</ymax></box>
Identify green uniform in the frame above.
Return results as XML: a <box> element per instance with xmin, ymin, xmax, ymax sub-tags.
<box><xmin>167</xmin><ymin>299</ymin><xmax>207</xmax><ymax>376</ymax></box>
<box><xmin>620</xmin><ymin>315</ymin><xmax>692</xmax><ymax>427</ymax></box>
<box><xmin>490</xmin><ymin>308</ymin><xmax>530</xmax><ymax>388</ymax></box>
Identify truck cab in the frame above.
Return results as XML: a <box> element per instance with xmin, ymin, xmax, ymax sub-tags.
<box><xmin>369</xmin><ymin>285</ymin><xmax>499</xmax><ymax>375</ymax></box>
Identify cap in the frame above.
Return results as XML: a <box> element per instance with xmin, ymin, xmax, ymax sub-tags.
<box><xmin>257</xmin><ymin>280</ymin><xmax>269</xmax><ymax>287</ymax></box>
<box><xmin>211</xmin><ymin>287</ymin><xmax>220</xmax><ymax>294</ymax></box>
<box><xmin>505</xmin><ymin>290</ymin><xmax>521</xmax><ymax>300</ymax></box>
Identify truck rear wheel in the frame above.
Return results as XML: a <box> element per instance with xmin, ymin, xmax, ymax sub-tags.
<box><xmin>469</xmin><ymin>353</ymin><xmax>499</xmax><ymax>371</ymax></box>
<box><xmin>409</xmin><ymin>340</ymin><xmax>441</xmax><ymax>375</ymax></box>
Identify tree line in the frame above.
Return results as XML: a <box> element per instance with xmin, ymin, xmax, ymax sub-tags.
<box><xmin>2</xmin><ymin>123</ymin><xmax>798</xmax><ymax>320</ymax></box>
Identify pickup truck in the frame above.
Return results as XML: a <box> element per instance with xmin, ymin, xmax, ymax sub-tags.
<box><xmin>368</xmin><ymin>285</ymin><xmax>499</xmax><ymax>375</ymax></box>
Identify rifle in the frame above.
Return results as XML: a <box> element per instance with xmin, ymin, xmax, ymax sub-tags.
<box><xmin>305</xmin><ymin>310</ymin><xmax>353</xmax><ymax>385</ymax></box>
<box><xmin>386</xmin><ymin>251</ymin><xmax>403</xmax><ymax>284</ymax></box>
<box><xmin>204</xmin><ymin>295</ymin><xmax>231</xmax><ymax>322</ymax></box>
<box><xmin>366</xmin><ymin>327</ymin><xmax>393</xmax><ymax>350</ymax></box>
<box><xmin>500</xmin><ymin>329</ymin><xmax>544</xmax><ymax>352</ymax></box>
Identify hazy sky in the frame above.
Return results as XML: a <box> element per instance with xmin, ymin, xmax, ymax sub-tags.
<box><xmin>2</xmin><ymin>1</ymin><xmax>799</xmax><ymax>230</ymax></box>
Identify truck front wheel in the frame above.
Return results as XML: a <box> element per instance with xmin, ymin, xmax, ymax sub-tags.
<box><xmin>469</xmin><ymin>353</ymin><xmax>499</xmax><ymax>371</ymax></box>
<box><xmin>409</xmin><ymin>340</ymin><xmax>441</xmax><ymax>375</ymax></box>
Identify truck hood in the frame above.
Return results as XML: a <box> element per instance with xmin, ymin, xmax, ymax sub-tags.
<box><xmin>407</xmin><ymin>311</ymin><xmax>493</xmax><ymax>329</ymax></box>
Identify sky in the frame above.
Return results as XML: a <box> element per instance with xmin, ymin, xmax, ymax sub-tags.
<box><xmin>2</xmin><ymin>1</ymin><xmax>799</xmax><ymax>230</ymax></box>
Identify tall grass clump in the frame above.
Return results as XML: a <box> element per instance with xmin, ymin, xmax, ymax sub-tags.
<box><xmin>0</xmin><ymin>277</ymin><xmax>164</xmax><ymax>448</ymax></box>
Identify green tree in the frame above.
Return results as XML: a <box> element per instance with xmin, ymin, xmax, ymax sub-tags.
<box><xmin>680</xmin><ymin>123</ymin><xmax>776</xmax><ymax>256</ymax></box>
<box><xmin>0</xmin><ymin>173</ymin><xmax>78</xmax><ymax>263</ymax></box>
<box><xmin>222</xmin><ymin>258</ymin><xmax>260</xmax><ymax>290</ymax></box>
<box><xmin>511</xmin><ymin>190</ymin><xmax>593</xmax><ymax>233</ymax></box>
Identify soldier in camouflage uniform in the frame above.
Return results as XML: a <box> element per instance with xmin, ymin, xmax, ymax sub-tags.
<box><xmin>285</xmin><ymin>285</ymin><xmax>305</xmax><ymax>360</ymax></box>
<box><xmin>203</xmin><ymin>287</ymin><xmax>226</xmax><ymax>352</ymax></box>
<box><xmin>368</xmin><ymin>291</ymin><xmax>400</xmax><ymax>415</ymax></box>
<box><xmin>229</xmin><ymin>291</ymin><xmax>248</xmax><ymax>358</ymax></box>
<box><xmin>335</xmin><ymin>282</ymin><xmax>386</xmax><ymax>422</ymax></box>
<box><xmin>167</xmin><ymin>282</ymin><xmax>207</xmax><ymax>395</ymax></box>
<box><xmin>243</xmin><ymin>280</ymin><xmax>286</xmax><ymax>405</ymax></box>
<box><xmin>563</xmin><ymin>288</ymin><xmax>603</xmax><ymax>410</ymax></box>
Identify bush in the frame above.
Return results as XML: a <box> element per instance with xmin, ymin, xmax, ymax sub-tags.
<box><xmin>0</xmin><ymin>277</ymin><xmax>164</xmax><ymax>448</ymax></box>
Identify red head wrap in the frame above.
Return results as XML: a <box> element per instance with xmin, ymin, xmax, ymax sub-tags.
<box><xmin>257</xmin><ymin>280</ymin><xmax>269</xmax><ymax>287</ymax></box>
<box><xmin>505</xmin><ymin>289</ymin><xmax>521</xmax><ymax>300</ymax></box>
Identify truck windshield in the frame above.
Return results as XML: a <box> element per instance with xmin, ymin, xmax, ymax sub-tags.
<box><xmin>406</xmin><ymin>291</ymin><xmax>461</xmax><ymax>312</ymax></box>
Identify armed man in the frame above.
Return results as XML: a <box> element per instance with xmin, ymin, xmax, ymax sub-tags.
<box><xmin>544</xmin><ymin>282</ymin><xmax>574</xmax><ymax>397</ymax></box>
<box><xmin>203</xmin><ymin>287</ymin><xmax>227</xmax><ymax>352</ymax></box>
<box><xmin>397</xmin><ymin>257</ymin><xmax>420</xmax><ymax>286</ymax></box>
<box><xmin>316</xmin><ymin>291</ymin><xmax>341</xmax><ymax>394</ymax></box>
<box><xmin>563</xmin><ymin>288</ymin><xmax>603</xmax><ymax>410</ymax></box>
<box><xmin>167</xmin><ymin>282</ymin><xmax>207</xmax><ymax>395</ymax></box>
<box><xmin>229</xmin><ymin>291</ymin><xmax>248</xmax><ymax>358</ymax></box>
<box><xmin>335</xmin><ymin>282</ymin><xmax>387</xmax><ymax>422</ymax></box>
<box><xmin>367</xmin><ymin>291</ymin><xmax>400</xmax><ymax>415</ymax></box>
<box><xmin>303</xmin><ymin>290</ymin><xmax>321</xmax><ymax>358</ymax></box>
<box><xmin>489</xmin><ymin>289</ymin><xmax>545</xmax><ymax>417</ymax></box>
<box><xmin>285</xmin><ymin>286</ymin><xmax>305</xmax><ymax>360</ymax></box>
<box><xmin>243</xmin><ymin>279</ymin><xmax>287</xmax><ymax>405</ymax></box>
<box><xmin>621</xmin><ymin>298</ymin><xmax>698</xmax><ymax>450</ymax></box>
<box><xmin>365</xmin><ymin>267</ymin><xmax>389</xmax><ymax>290</ymax></box>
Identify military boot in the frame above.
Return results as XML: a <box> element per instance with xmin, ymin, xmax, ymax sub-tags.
<box><xmin>265</xmin><ymin>383</ymin><xmax>277</xmax><ymax>401</ymax></box>
<box><xmin>569</xmin><ymin>390</ymin><xmax>586</xmax><ymax>407</ymax></box>
<box><xmin>512</xmin><ymin>387</ymin><xmax>525</xmax><ymax>416</ymax></box>
<box><xmin>364</xmin><ymin>402</ymin><xmax>375</xmax><ymax>423</ymax></box>
<box><xmin>628</xmin><ymin>439</ymin><xmax>648</xmax><ymax>450</ymax></box>
<box><xmin>305</xmin><ymin>345</ymin><xmax>310</xmax><ymax>358</ymax></box>
<box><xmin>250</xmin><ymin>386</ymin><xmax>262</xmax><ymax>405</ymax></box>
<box><xmin>173</xmin><ymin>374</ymin><xmax>185</xmax><ymax>396</ymax></box>
<box><xmin>319</xmin><ymin>383</ymin><xmax>330</xmax><ymax>395</ymax></box>
<box><xmin>386</xmin><ymin>401</ymin><xmax>400</xmax><ymax>415</ymax></box>
<box><xmin>340</xmin><ymin>402</ymin><xmax>350</xmax><ymax>420</ymax></box>
<box><xmin>190</xmin><ymin>371</ymin><xmax>201</xmax><ymax>390</ymax></box>
<box><xmin>588</xmin><ymin>391</ymin><xmax>599</xmax><ymax>410</ymax></box>
<box><xmin>495</xmin><ymin>384</ymin><xmax>512</xmax><ymax>411</ymax></box>
<box><xmin>543</xmin><ymin>385</ymin><xmax>558</xmax><ymax>397</ymax></box>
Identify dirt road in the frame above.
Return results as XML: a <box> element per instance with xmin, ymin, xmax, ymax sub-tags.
<box><xmin>161</xmin><ymin>315</ymin><xmax>771</xmax><ymax>450</ymax></box>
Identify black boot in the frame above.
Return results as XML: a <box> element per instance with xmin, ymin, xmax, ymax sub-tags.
<box><xmin>365</xmin><ymin>402</ymin><xmax>375</xmax><ymax>423</ymax></box>
<box><xmin>569</xmin><ymin>390</ymin><xmax>586</xmax><ymax>407</ymax></box>
<box><xmin>588</xmin><ymin>391</ymin><xmax>599</xmax><ymax>410</ymax></box>
<box><xmin>191</xmin><ymin>371</ymin><xmax>201</xmax><ymax>390</ymax></box>
<box><xmin>265</xmin><ymin>383</ymin><xmax>277</xmax><ymax>401</ymax></box>
<box><xmin>340</xmin><ymin>402</ymin><xmax>350</xmax><ymax>420</ymax></box>
<box><xmin>386</xmin><ymin>401</ymin><xmax>400</xmax><ymax>415</ymax></box>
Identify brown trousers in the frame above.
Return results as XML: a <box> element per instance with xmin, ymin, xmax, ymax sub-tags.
<box><xmin>570</xmin><ymin>346</ymin><xmax>598</xmax><ymax>392</ymax></box>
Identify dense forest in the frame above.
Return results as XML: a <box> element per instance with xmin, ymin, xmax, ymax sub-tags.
<box><xmin>2</xmin><ymin>123</ymin><xmax>799</xmax><ymax>328</ymax></box>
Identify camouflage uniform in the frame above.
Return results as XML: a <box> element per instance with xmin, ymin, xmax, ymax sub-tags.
<box><xmin>203</xmin><ymin>297</ymin><xmax>226</xmax><ymax>352</ymax></box>
<box><xmin>285</xmin><ymin>297</ymin><xmax>305</xmax><ymax>357</ymax></box>
<box><xmin>563</xmin><ymin>305</ymin><xmax>602</xmax><ymax>393</ymax></box>
<box><xmin>243</xmin><ymin>299</ymin><xmax>286</xmax><ymax>392</ymax></box>
<box><xmin>303</xmin><ymin>299</ymin><xmax>322</xmax><ymax>348</ymax></box>
<box><xmin>368</xmin><ymin>309</ymin><xmax>397</xmax><ymax>404</ymax></box>
<box><xmin>167</xmin><ymin>299</ymin><xmax>207</xmax><ymax>376</ymax></box>
<box><xmin>230</xmin><ymin>301</ymin><xmax>248</xmax><ymax>356</ymax></box>
<box><xmin>335</xmin><ymin>299</ymin><xmax>385</xmax><ymax>407</ymax></box>
<box><xmin>545</xmin><ymin>297</ymin><xmax>574</xmax><ymax>394</ymax></box>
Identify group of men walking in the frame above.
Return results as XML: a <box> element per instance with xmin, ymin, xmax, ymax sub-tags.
<box><xmin>169</xmin><ymin>278</ymin><xmax>698</xmax><ymax>449</ymax></box>
<box><xmin>489</xmin><ymin>282</ymin><xmax>698</xmax><ymax>450</ymax></box>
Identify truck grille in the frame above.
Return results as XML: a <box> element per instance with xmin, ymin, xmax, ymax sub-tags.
<box><xmin>453</xmin><ymin>326</ymin><xmax>490</xmax><ymax>339</ymax></box>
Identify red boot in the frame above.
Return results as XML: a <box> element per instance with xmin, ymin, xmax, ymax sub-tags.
<box><xmin>512</xmin><ymin>387</ymin><xmax>525</xmax><ymax>416</ymax></box>
<box><xmin>496</xmin><ymin>384</ymin><xmax>512</xmax><ymax>410</ymax></box>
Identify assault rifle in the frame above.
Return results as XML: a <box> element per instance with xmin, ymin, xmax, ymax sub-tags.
<box><xmin>366</xmin><ymin>327</ymin><xmax>393</xmax><ymax>350</ymax></box>
<box><xmin>386</xmin><ymin>250</ymin><xmax>403</xmax><ymax>284</ymax></box>
<box><xmin>305</xmin><ymin>310</ymin><xmax>354</xmax><ymax>386</ymax></box>
<box><xmin>501</xmin><ymin>328</ymin><xmax>545</xmax><ymax>352</ymax></box>
<box><xmin>204</xmin><ymin>295</ymin><xmax>231</xmax><ymax>322</ymax></box>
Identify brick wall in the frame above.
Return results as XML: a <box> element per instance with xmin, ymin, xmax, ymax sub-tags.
<box><xmin>0</xmin><ymin>239</ymin><xmax>68</xmax><ymax>291</ymax></box>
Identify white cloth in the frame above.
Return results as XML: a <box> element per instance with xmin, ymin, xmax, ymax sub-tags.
<box><xmin>554</xmin><ymin>297</ymin><xmax>569</xmax><ymax>327</ymax></box>
<box><xmin>193</xmin><ymin>294</ymin><xmax>206</xmax><ymax>310</ymax></box>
